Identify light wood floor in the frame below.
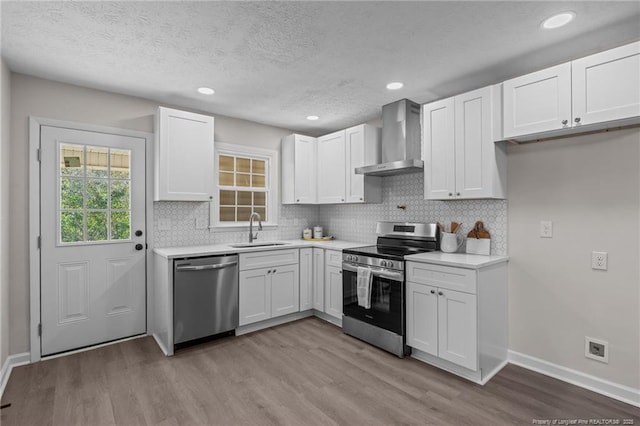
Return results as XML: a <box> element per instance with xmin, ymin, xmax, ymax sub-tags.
<box><xmin>2</xmin><ymin>317</ymin><xmax>639</xmax><ymax>425</ymax></box>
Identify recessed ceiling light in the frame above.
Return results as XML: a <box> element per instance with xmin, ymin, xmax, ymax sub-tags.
<box><xmin>306</xmin><ymin>115</ymin><xmax>319</xmax><ymax>121</ymax></box>
<box><xmin>541</xmin><ymin>12</ymin><xmax>576</xmax><ymax>29</ymax></box>
<box><xmin>197</xmin><ymin>87</ymin><xmax>215</xmax><ymax>95</ymax></box>
<box><xmin>386</xmin><ymin>82</ymin><xmax>404</xmax><ymax>90</ymax></box>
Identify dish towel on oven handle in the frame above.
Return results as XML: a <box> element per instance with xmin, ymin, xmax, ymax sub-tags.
<box><xmin>356</xmin><ymin>266</ymin><xmax>373</xmax><ymax>309</ymax></box>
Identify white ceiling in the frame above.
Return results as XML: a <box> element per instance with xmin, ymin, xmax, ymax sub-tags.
<box><xmin>2</xmin><ymin>1</ymin><xmax>639</xmax><ymax>136</ymax></box>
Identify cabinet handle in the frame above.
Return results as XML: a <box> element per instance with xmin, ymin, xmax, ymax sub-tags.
<box><xmin>438</xmin><ymin>291</ymin><xmax>444</xmax><ymax>296</ymax></box>
<box><xmin>267</xmin><ymin>270</ymin><xmax>271</xmax><ymax>274</ymax></box>
<box><xmin>562</xmin><ymin>119</ymin><xmax>568</xmax><ymax>126</ymax></box>
<box><xmin>341</xmin><ymin>199</ymin><xmax>344</xmax><ymax>202</ymax></box>
<box><xmin>296</xmin><ymin>199</ymin><xmax>300</xmax><ymax>202</ymax></box>
<box><xmin>273</xmin><ymin>269</ymin><xmax>277</xmax><ymax>273</ymax></box>
<box><xmin>430</xmin><ymin>289</ymin><xmax>435</xmax><ymax>294</ymax></box>
<box><xmin>574</xmin><ymin>117</ymin><xmax>581</xmax><ymax>124</ymax></box>
<box><xmin>448</xmin><ymin>193</ymin><xmax>453</xmax><ymax>197</ymax></box>
<box><xmin>339</xmin><ymin>270</ymin><xmax>342</xmax><ymax>274</ymax></box>
<box><xmin>360</xmin><ymin>197</ymin><xmax>363</xmax><ymax>201</ymax></box>
<box><xmin>456</xmin><ymin>192</ymin><xmax>460</xmax><ymax>196</ymax></box>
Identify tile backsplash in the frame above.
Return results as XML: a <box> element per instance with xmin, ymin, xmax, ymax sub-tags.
<box><xmin>154</xmin><ymin>172</ymin><xmax>507</xmax><ymax>255</ymax></box>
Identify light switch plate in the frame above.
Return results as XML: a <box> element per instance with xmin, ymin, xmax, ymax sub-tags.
<box><xmin>540</xmin><ymin>221</ymin><xmax>553</xmax><ymax>238</ymax></box>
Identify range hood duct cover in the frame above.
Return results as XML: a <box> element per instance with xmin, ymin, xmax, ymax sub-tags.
<box><xmin>356</xmin><ymin>99</ymin><xmax>423</xmax><ymax>176</ymax></box>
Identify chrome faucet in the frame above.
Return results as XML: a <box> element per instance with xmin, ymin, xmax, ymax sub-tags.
<box><xmin>249</xmin><ymin>212</ymin><xmax>262</xmax><ymax>243</ymax></box>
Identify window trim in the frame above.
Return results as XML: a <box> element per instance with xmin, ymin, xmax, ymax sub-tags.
<box><xmin>211</xmin><ymin>142</ymin><xmax>279</xmax><ymax>231</ymax></box>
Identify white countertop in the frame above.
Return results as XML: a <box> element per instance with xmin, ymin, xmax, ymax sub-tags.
<box><xmin>153</xmin><ymin>239</ymin><xmax>367</xmax><ymax>259</ymax></box>
<box><xmin>405</xmin><ymin>252</ymin><xmax>509</xmax><ymax>269</ymax></box>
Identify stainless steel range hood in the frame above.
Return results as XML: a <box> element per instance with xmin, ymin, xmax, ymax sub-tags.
<box><xmin>356</xmin><ymin>99</ymin><xmax>423</xmax><ymax>176</ymax></box>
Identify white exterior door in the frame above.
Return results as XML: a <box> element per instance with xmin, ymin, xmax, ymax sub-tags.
<box><xmin>40</xmin><ymin>126</ymin><xmax>146</xmax><ymax>356</ymax></box>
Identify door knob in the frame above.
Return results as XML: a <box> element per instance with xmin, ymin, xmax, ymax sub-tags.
<box><xmin>135</xmin><ymin>244</ymin><xmax>144</xmax><ymax>251</ymax></box>
<box><xmin>135</xmin><ymin>230</ymin><xmax>143</xmax><ymax>237</ymax></box>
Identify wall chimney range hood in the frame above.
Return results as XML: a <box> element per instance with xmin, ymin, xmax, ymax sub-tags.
<box><xmin>356</xmin><ymin>99</ymin><xmax>423</xmax><ymax>176</ymax></box>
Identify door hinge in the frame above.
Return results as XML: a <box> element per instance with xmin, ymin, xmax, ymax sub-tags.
<box><xmin>37</xmin><ymin>236</ymin><xmax>41</xmax><ymax>249</ymax></box>
<box><xmin>38</xmin><ymin>324</ymin><xmax>41</xmax><ymax>337</ymax></box>
<box><xmin>36</xmin><ymin>148</ymin><xmax>41</xmax><ymax>162</ymax></box>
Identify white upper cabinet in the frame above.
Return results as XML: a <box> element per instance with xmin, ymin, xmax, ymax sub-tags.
<box><xmin>154</xmin><ymin>107</ymin><xmax>215</xmax><ymax>201</ymax></box>
<box><xmin>503</xmin><ymin>41</ymin><xmax>640</xmax><ymax>140</ymax></box>
<box><xmin>344</xmin><ymin>124</ymin><xmax>382</xmax><ymax>203</ymax></box>
<box><xmin>317</xmin><ymin>130</ymin><xmax>347</xmax><ymax>204</ymax></box>
<box><xmin>572</xmin><ymin>41</ymin><xmax>640</xmax><ymax>126</ymax></box>
<box><xmin>281</xmin><ymin>134</ymin><xmax>317</xmax><ymax>204</ymax></box>
<box><xmin>423</xmin><ymin>85</ymin><xmax>506</xmax><ymax>200</ymax></box>
<box><xmin>503</xmin><ymin>63</ymin><xmax>572</xmax><ymax>138</ymax></box>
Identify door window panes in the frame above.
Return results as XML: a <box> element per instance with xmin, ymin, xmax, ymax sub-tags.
<box><xmin>217</xmin><ymin>153</ymin><xmax>269</xmax><ymax>222</ymax></box>
<box><xmin>58</xmin><ymin>143</ymin><xmax>133</xmax><ymax>244</ymax></box>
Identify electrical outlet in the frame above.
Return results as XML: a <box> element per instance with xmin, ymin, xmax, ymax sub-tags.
<box><xmin>158</xmin><ymin>218</ymin><xmax>172</xmax><ymax>231</ymax></box>
<box><xmin>540</xmin><ymin>221</ymin><xmax>553</xmax><ymax>238</ymax></box>
<box><xmin>591</xmin><ymin>251</ymin><xmax>608</xmax><ymax>270</ymax></box>
<box><xmin>585</xmin><ymin>336</ymin><xmax>609</xmax><ymax>363</ymax></box>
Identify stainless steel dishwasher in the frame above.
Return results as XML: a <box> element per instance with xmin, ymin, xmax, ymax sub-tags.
<box><xmin>173</xmin><ymin>254</ymin><xmax>239</xmax><ymax>346</ymax></box>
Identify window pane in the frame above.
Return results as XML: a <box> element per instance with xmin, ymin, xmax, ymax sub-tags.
<box><xmin>110</xmin><ymin>149</ymin><xmax>130</xmax><ymax>179</ymax></box>
<box><xmin>61</xmin><ymin>211</ymin><xmax>84</xmax><ymax>243</ymax></box>
<box><xmin>254</xmin><ymin>207</ymin><xmax>266</xmax><ymax>221</ymax></box>
<box><xmin>237</xmin><ymin>207</ymin><xmax>252</xmax><ymax>220</ymax></box>
<box><xmin>219</xmin><ymin>172</ymin><xmax>234</xmax><ymax>186</ymax></box>
<box><xmin>252</xmin><ymin>175</ymin><xmax>265</xmax><ymax>187</ymax></box>
<box><xmin>236</xmin><ymin>173</ymin><xmax>251</xmax><ymax>187</ymax></box>
<box><xmin>61</xmin><ymin>178</ymin><xmax>84</xmax><ymax>209</ymax></box>
<box><xmin>220</xmin><ymin>207</ymin><xmax>236</xmax><ymax>222</ymax></box>
<box><xmin>219</xmin><ymin>155</ymin><xmax>234</xmax><ymax>172</ymax></box>
<box><xmin>220</xmin><ymin>190</ymin><xmax>236</xmax><ymax>205</ymax></box>
<box><xmin>254</xmin><ymin>192</ymin><xmax>266</xmax><ymax>206</ymax></box>
<box><xmin>87</xmin><ymin>211</ymin><xmax>108</xmax><ymax>241</ymax></box>
<box><xmin>86</xmin><ymin>179</ymin><xmax>108</xmax><ymax>209</ymax></box>
<box><xmin>237</xmin><ymin>191</ymin><xmax>252</xmax><ymax>205</ymax></box>
<box><xmin>86</xmin><ymin>146</ymin><xmax>109</xmax><ymax>178</ymax></box>
<box><xmin>60</xmin><ymin>144</ymin><xmax>84</xmax><ymax>177</ymax></box>
<box><xmin>111</xmin><ymin>211</ymin><xmax>130</xmax><ymax>240</ymax></box>
<box><xmin>110</xmin><ymin>180</ymin><xmax>130</xmax><ymax>209</ymax></box>
<box><xmin>237</xmin><ymin>157</ymin><xmax>251</xmax><ymax>173</ymax></box>
<box><xmin>252</xmin><ymin>159</ymin><xmax>265</xmax><ymax>174</ymax></box>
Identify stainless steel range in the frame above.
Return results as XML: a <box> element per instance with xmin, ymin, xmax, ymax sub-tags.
<box><xmin>342</xmin><ymin>222</ymin><xmax>440</xmax><ymax>357</ymax></box>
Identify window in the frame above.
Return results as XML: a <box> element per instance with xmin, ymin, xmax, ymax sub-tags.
<box><xmin>58</xmin><ymin>143</ymin><xmax>131</xmax><ymax>244</ymax></box>
<box><xmin>213</xmin><ymin>143</ymin><xmax>278</xmax><ymax>228</ymax></box>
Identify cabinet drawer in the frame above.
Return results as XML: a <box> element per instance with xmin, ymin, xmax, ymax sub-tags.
<box><xmin>325</xmin><ymin>250</ymin><xmax>343</xmax><ymax>268</ymax></box>
<box><xmin>406</xmin><ymin>262</ymin><xmax>476</xmax><ymax>294</ymax></box>
<box><xmin>240</xmin><ymin>249</ymin><xmax>299</xmax><ymax>271</ymax></box>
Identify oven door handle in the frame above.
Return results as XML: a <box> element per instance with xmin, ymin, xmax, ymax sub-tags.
<box><xmin>342</xmin><ymin>263</ymin><xmax>403</xmax><ymax>282</ymax></box>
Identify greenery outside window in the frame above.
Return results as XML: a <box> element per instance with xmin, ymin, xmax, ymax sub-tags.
<box><xmin>213</xmin><ymin>143</ymin><xmax>278</xmax><ymax>229</ymax></box>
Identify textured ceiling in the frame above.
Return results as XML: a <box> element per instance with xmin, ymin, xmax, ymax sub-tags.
<box><xmin>2</xmin><ymin>1</ymin><xmax>640</xmax><ymax>136</ymax></box>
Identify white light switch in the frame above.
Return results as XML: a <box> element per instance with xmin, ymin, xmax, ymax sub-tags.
<box><xmin>540</xmin><ymin>221</ymin><xmax>553</xmax><ymax>238</ymax></box>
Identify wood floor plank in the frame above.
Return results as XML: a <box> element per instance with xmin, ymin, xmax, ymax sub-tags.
<box><xmin>1</xmin><ymin>317</ymin><xmax>639</xmax><ymax>425</ymax></box>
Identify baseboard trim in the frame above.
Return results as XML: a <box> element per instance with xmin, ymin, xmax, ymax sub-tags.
<box><xmin>236</xmin><ymin>311</ymin><xmax>313</xmax><ymax>336</ymax></box>
<box><xmin>508</xmin><ymin>350</ymin><xmax>640</xmax><ymax>408</ymax></box>
<box><xmin>0</xmin><ymin>353</ymin><xmax>31</xmax><ymax>399</ymax></box>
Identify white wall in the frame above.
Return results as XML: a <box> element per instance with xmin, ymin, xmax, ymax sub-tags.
<box><xmin>507</xmin><ymin>128</ymin><xmax>640</xmax><ymax>389</ymax></box>
<box><xmin>8</xmin><ymin>73</ymin><xmax>293</xmax><ymax>355</ymax></box>
<box><xmin>1</xmin><ymin>60</ymin><xmax>11</xmax><ymax>369</ymax></box>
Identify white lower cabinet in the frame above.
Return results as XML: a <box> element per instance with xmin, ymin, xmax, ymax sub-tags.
<box><xmin>299</xmin><ymin>248</ymin><xmax>313</xmax><ymax>311</ymax></box>
<box><xmin>239</xmin><ymin>249</ymin><xmax>299</xmax><ymax>326</ymax></box>
<box><xmin>406</xmin><ymin>260</ymin><xmax>507</xmax><ymax>384</ymax></box>
<box><xmin>324</xmin><ymin>250</ymin><xmax>343</xmax><ymax>320</ymax></box>
<box><xmin>312</xmin><ymin>248</ymin><xmax>325</xmax><ymax>311</ymax></box>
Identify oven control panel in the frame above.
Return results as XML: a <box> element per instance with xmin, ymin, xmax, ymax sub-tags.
<box><xmin>342</xmin><ymin>253</ymin><xmax>404</xmax><ymax>271</ymax></box>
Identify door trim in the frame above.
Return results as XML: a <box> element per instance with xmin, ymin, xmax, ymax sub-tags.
<box><xmin>29</xmin><ymin>116</ymin><xmax>154</xmax><ymax>363</ymax></box>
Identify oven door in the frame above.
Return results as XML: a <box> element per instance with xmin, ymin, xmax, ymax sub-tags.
<box><xmin>342</xmin><ymin>262</ymin><xmax>404</xmax><ymax>335</ymax></box>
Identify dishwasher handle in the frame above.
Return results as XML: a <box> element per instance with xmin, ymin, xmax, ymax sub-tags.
<box><xmin>175</xmin><ymin>261</ymin><xmax>238</xmax><ymax>271</ymax></box>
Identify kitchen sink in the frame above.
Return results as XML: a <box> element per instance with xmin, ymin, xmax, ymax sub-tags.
<box><xmin>228</xmin><ymin>242</ymin><xmax>290</xmax><ymax>248</ymax></box>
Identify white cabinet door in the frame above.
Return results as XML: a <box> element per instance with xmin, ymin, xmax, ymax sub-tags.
<box><xmin>271</xmin><ymin>264</ymin><xmax>300</xmax><ymax>318</ymax></box>
<box><xmin>294</xmin><ymin>135</ymin><xmax>317</xmax><ymax>204</ymax></box>
<box><xmin>299</xmin><ymin>248</ymin><xmax>313</xmax><ymax>311</ymax></box>
<box><xmin>324</xmin><ymin>264</ymin><xmax>343</xmax><ymax>320</ymax></box>
<box><xmin>455</xmin><ymin>87</ymin><xmax>497</xmax><ymax>199</ymax></box>
<box><xmin>423</xmin><ymin>98</ymin><xmax>455</xmax><ymax>199</ymax></box>
<box><xmin>572</xmin><ymin>41</ymin><xmax>640</xmax><ymax>126</ymax></box>
<box><xmin>312</xmin><ymin>248</ymin><xmax>325</xmax><ymax>311</ymax></box>
<box><xmin>503</xmin><ymin>63</ymin><xmax>572</xmax><ymax>138</ymax></box>
<box><xmin>406</xmin><ymin>282</ymin><xmax>438</xmax><ymax>357</ymax></box>
<box><xmin>239</xmin><ymin>268</ymin><xmax>271</xmax><ymax>326</ymax></box>
<box><xmin>155</xmin><ymin>107</ymin><xmax>215</xmax><ymax>201</ymax></box>
<box><xmin>317</xmin><ymin>130</ymin><xmax>346</xmax><ymax>204</ymax></box>
<box><xmin>438</xmin><ymin>289</ymin><xmax>477</xmax><ymax>370</ymax></box>
<box><xmin>345</xmin><ymin>124</ymin><xmax>381</xmax><ymax>203</ymax></box>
